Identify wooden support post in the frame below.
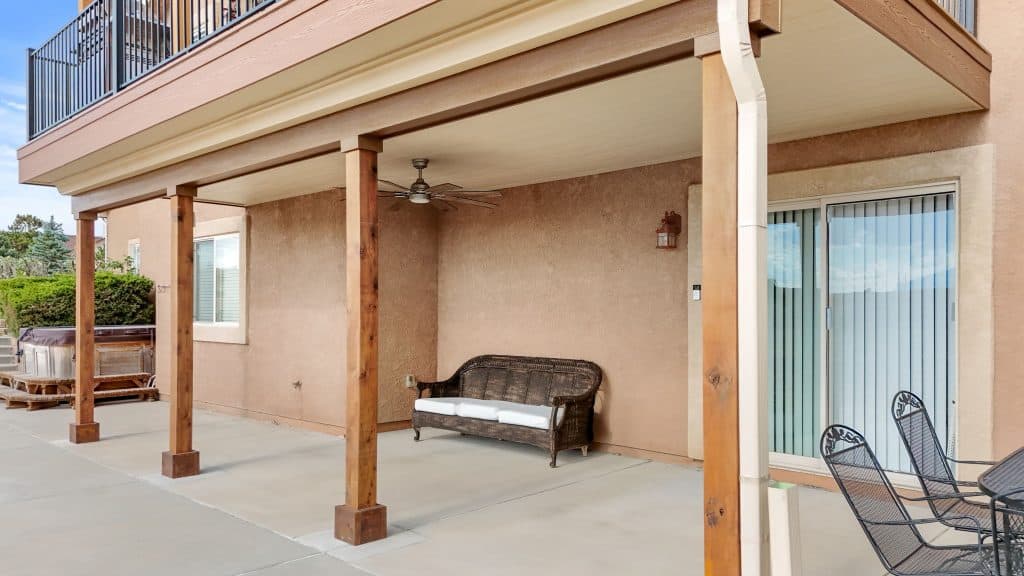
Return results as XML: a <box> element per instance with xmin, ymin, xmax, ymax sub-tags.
<box><xmin>70</xmin><ymin>213</ymin><xmax>99</xmax><ymax>444</ymax></box>
<box><xmin>162</xmin><ymin>186</ymin><xmax>200</xmax><ymax>479</ymax></box>
<box><xmin>334</xmin><ymin>135</ymin><xmax>388</xmax><ymax>546</ymax></box>
<box><xmin>701</xmin><ymin>52</ymin><xmax>742</xmax><ymax>576</ymax></box>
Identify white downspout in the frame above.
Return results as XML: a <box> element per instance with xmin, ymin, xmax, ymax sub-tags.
<box><xmin>717</xmin><ymin>1</ymin><xmax>770</xmax><ymax>575</ymax></box>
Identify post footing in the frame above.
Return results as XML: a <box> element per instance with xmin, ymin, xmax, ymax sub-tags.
<box><xmin>69</xmin><ymin>422</ymin><xmax>100</xmax><ymax>444</ymax></box>
<box><xmin>162</xmin><ymin>450</ymin><xmax>200</xmax><ymax>478</ymax></box>
<box><xmin>335</xmin><ymin>504</ymin><xmax>388</xmax><ymax>545</ymax></box>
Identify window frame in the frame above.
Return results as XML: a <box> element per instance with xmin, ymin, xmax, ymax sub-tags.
<box><xmin>193</xmin><ymin>216</ymin><xmax>247</xmax><ymax>345</ymax></box>
<box><xmin>127</xmin><ymin>238</ymin><xmax>141</xmax><ymax>274</ymax></box>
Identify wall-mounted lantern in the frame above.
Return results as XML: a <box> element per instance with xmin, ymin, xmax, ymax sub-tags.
<box><xmin>656</xmin><ymin>211</ymin><xmax>683</xmax><ymax>250</ymax></box>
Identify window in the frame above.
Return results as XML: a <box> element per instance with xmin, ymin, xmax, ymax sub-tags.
<box><xmin>192</xmin><ymin>216</ymin><xmax>247</xmax><ymax>344</ymax></box>
<box><xmin>128</xmin><ymin>239</ymin><xmax>141</xmax><ymax>274</ymax></box>
<box><xmin>194</xmin><ymin>234</ymin><xmax>240</xmax><ymax>324</ymax></box>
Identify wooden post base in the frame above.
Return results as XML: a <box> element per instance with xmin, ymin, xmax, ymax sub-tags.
<box><xmin>162</xmin><ymin>450</ymin><xmax>200</xmax><ymax>479</ymax></box>
<box><xmin>69</xmin><ymin>422</ymin><xmax>100</xmax><ymax>444</ymax></box>
<box><xmin>335</xmin><ymin>504</ymin><xmax>388</xmax><ymax>545</ymax></box>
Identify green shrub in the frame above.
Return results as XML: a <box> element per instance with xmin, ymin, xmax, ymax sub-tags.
<box><xmin>0</xmin><ymin>273</ymin><xmax>155</xmax><ymax>336</ymax></box>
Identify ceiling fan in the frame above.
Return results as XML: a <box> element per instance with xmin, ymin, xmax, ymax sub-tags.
<box><xmin>378</xmin><ymin>158</ymin><xmax>501</xmax><ymax>210</ymax></box>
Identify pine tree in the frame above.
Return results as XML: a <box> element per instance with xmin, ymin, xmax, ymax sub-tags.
<box><xmin>27</xmin><ymin>217</ymin><xmax>72</xmax><ymax>275</ymax></box>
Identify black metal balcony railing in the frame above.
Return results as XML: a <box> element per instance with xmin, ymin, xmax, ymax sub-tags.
<box><xmin>27</xmin><ymin>0</ymin><xmax>275</xmax><ymax>140</ymax></box>
<box><xmin>934</xmin><ymin>0</ymin><xmax>977</xmax><ymax>35</ymax></box>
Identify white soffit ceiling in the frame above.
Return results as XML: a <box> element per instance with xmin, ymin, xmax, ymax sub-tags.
<box><xmin>199</xmin><ymin>0</ymin><xmax>978</xmax><ymax>206</ymax></box>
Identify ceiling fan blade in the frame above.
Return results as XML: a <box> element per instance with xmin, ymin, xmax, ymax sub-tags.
<box><xmin>425</xmin><ymin>183</ymin><xmax>463</xmax><ymax>195</ymax></box>
<box><xmin>378</xmin><ymin>179</ymin><xmax>409</xmax><ymax>192</ymax></box>
<box><xmin>431</xmin><ymin>199</ymin><xmax>458</xmax><ymax>212</ymax></box>
<box><xmin>443</xmin><ymin>196</ymin><xmax>498</xmax><ymax>209</ymax></box>
<box><xmin>378</xmin><ymin>191</ymin><xmax>407</xmax><ymax>198</ymax></box>
<box><xmin>435</xmin><ymin>190</ymin><xmax>502</xmax><ymax>198</ymax></box>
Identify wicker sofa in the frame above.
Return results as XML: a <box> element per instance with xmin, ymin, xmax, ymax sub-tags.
<box><xmin>412</xmin><ymin>355</ymin><xmax>602</xmax><ymax>467</ymax></box>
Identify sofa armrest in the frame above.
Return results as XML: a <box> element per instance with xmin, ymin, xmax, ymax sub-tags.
<box><xmin>415</xmin><ymin>377</ymin><xmax>459</xmax><ymax>399</ymax></box>
<box><xmin>551</xmin><ymin>391</ymin><xmax>595</xmax><ymax>407</ymax></box>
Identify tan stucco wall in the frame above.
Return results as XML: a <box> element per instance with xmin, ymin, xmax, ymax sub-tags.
<box><xmin>105</xmin><ymin>190</ymin><xmax>438</xmax><ymax>431</ymax></box>
<box><xmin>436</xmin><ymin>161</ymin><xmax>699</xmax><ymax>458</ymax></box>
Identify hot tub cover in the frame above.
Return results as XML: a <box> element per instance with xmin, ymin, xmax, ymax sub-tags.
<box><xmin>19</xmin><ymin>325</ymin><xmax>156</xmax><ymax>346</ymax></box>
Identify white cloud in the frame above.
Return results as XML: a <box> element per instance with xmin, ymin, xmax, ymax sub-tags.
<box><xmin>0</xmin><ymin>77</ymin><xmax>84</xmax><ymax>233</ymax></box>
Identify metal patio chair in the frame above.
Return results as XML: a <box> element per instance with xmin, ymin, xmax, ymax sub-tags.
<box><xmin>893</xmin><ymin>391</ymin><xmax>1000</xmax><ymax>535</ymax></box>
<box><xmin>822</xmin><ymin>425</ymin><xmax>1005</xmax><ymax>575</ymax></box>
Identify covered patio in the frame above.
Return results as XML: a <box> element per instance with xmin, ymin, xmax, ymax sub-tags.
<box><xmin>19</xmin><ymin>0</ymin><xmax>996</xmax><ymax>573</ymax></box>
<box><xmin>0</xmin><ymin>400</ymin><xmax>970</xmax><ymax>576</ymax></box>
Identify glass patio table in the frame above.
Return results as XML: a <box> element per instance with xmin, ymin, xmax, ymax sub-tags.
<box><xmin>980</xmin><ymin>447</ymin><xmax>1024</xmax><ymax>575</ymax></box>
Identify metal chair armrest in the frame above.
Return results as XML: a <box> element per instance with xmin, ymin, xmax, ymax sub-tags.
<box><xmin>947</xmin><ymin>455</ymin><xmax>998</xmax><ymax>467</ymax></box>
<box><xmin>865</xmin><ymin>516</ymin><xmax>985</xmax><ymax>555</ymax></box>
<box><xmin>899</xmin><ymin>492</ymin><xmax>986</xmax><ymax>502</ymax></box>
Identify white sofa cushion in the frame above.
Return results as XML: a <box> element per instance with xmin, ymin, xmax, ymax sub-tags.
<box><xmin>414</xmin><ymin>397</ymin><xmax>461</xmax><ymax>416</ymax></box>
<box><xmin>497</xmin><ymin>404</ymin><xmax>565</xmax><ymax>430</ymax></box>
<box><xmin>454</xmin><ymin>398</ymin><xmax>515</xmax><ymax>421</ymax></box>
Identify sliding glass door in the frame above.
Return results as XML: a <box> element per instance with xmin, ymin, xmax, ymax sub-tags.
<box><xmin>768</xmin><ymin>188</ymin><xmax>957</xmax><ymax>472</ymax></box>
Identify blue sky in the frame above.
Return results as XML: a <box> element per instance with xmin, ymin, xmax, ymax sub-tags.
<box><xmin>0</xmin><ymin>2</ymin><xmax>92</xmax><ymax>234</ymax></box>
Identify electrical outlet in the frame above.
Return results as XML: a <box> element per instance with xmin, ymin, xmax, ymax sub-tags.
<box><xmin>404</xmin><ymin>374</ymin><xmax>417</xmax><ymax>389</ymax></box>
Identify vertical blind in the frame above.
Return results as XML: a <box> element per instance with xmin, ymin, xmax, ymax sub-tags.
<box><xmin>194</xmin><ymin>234</ymin><xmax>240</xmax><ymax>324</ymax></box>
<box><xmin>768</xmin><ymin>209</ymin><xmax>821</xmax><ymax>457</ymax></box>
<box><xmin>827</xmin><ymin>193</ymin><xmax>956</xmax><ymax>472</ymax></box>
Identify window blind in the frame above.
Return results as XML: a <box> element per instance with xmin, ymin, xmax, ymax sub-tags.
<box><xmin>768</xmin><ymin>208</ymin><xmax>821</xmax><ymax>458</ymax></box>
<box><xmin>194</xmin><ymin>239</ymin><xmax>216</xmax><ymax>322</ymax></box>
<box><xmin>827</xmin><ymin>192</ymin><xmax>956</xmax><ymax>472</ymax></box>
<box><xmin>215</xmin><ymin>235</ymin><xmax>240</xmax><ymax>323</ymax></box>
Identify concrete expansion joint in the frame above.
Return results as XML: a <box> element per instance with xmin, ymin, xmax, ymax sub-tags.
<box><xmin>436</xmin><ymin>458</ymin><xmax>653</xmax><ymax>525</ymax></box>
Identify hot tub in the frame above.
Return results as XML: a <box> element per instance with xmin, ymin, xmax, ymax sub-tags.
<box><xmin>18</xmin><ymin>325</ymin><xmax>156</xmax><ymax>378</ymax></box>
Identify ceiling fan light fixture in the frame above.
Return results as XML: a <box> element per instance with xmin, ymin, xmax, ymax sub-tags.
<box><xmin>409</xmin><ymin>192</ymin><xmax>431</xmax><ymax>204</ymax></box>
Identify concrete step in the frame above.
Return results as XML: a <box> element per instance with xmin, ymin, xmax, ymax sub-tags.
<box><xmin>0</xmin><ymin>345</ymin><xmax>13</xmax><ymax>355</ymax></box>
<box><xmin>0</xmin><ymin>335</ymin><xmax>12</xmax><ymax>345</ymax></box>
<box><xmin>0</xmin><ymin>363</ymin><xmax>19</xmax><ymax>372</ymax></box>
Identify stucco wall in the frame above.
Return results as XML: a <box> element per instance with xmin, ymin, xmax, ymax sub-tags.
<box><xmin>105</xmin><ymin>190</ymin><xmax>438</xmax><ymax>430</ymax></box>
<box><xmin>436</xmin><ymin>161</ymin><xmax>699</xmax><ymax>458</ymax></box>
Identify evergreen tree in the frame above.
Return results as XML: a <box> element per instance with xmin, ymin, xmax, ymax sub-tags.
<box><xmin>8</xmin><ymin>214</ymin><xmax>44</xmax><ymax>234</ymax></box>
<box><xmin>27</xmin><ymin>217</ymin><xmax>72</xmax><ymax>275</ymax></box>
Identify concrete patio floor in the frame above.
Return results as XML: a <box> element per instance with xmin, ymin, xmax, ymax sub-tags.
<box><xmin>0</xmin><ymin>401</ymin><xmax>969</xmax><ymax>575</ymax></box>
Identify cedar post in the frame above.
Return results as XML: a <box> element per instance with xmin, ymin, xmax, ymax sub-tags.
<box><xmin>162</xmin><ymin>185</ymin><xmax>200</xmax><ymax>478</ymax></box>
<box><xmin>70</xmin><ymin>213</ymin><xmax>99</xmax><ymax>444</ymax></box>
<box><xmin>700</xmin><ymin>52</ymin><xmax>742</xmax><ymax>576</ymax></box>
<box><xmin>334</xmin><ymin>135</ymin><xmax>388</xmax><ymax>545</ymax></box>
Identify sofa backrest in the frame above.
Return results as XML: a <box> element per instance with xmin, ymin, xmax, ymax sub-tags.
<box><xmin>457</xmin><ymin>355</ymin><xmax>602</xmax><ymax>406</ymax></box>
